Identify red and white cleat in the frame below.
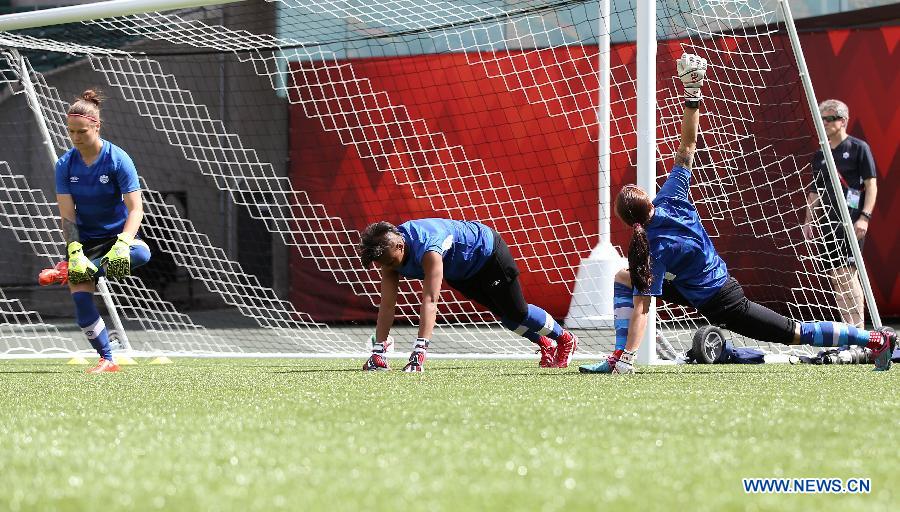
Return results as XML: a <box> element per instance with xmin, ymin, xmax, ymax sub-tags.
<box><xmin>38</xmin><ymin>261</ymin><xmax>69</xmax><ymax>286</ymax></box>
<box><xmin>86</xmin><ymin>358</ymin><xmax>120</xmax><ymax>374</ymax></box>
<box><xmin>537</xmin><ymin>336</ymin><xmax>556</xmax><ymax>368</ymax></box>
<box><xmin>871</xmin><ymin>327</ymin><xmax>896</xmax><ymax>372</ymax></box>
<box><xmin>554</xmin><ymin>330</ymin><xmax>579</xmax><ymax>368</ymax></box>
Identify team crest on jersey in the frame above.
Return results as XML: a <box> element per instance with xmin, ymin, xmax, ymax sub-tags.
<box><xmin>842</xmin><ymin>152</ymin><xmax>849</xmax><ymax>159</ymax></box>
<box><xmin>99</xmin><ymin>174</ymin><xmax>110</xmax><ymax>184</ymax></box>
<box><xmin>69</xmin><ymin>176</ymin><xmax>79</xmax><ymax>183</ymax></box>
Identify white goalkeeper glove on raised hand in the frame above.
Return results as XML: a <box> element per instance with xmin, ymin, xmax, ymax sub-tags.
<box><xmin>677</xmin><ymin>53</ymin><xmax>708</xmax><ymax>108</ymax></box>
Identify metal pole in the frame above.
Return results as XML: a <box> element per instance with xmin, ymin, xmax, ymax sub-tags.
<box><xmin>0</xmin><ymin>0</ymin><xmax>242</xmax><ymax>31</ymax></box>
<box><xmin>598</xmin><ymin>0</ymin><xmax>611</xmax><ymax>245</ymax></box>
<box><xmin>563</xmin><ymin>0</ymin><xmax>626</xmax><ymax>331</ymax></box>
<box><xmin>635</xmin><ymin>0</ymin><xmax>657</xmax><ymax>364</ymax></box>
<box><xmin>96</xmin><ymin>276</ymin><xmax>133</xmax><ymax>350</ymax></box>
<box><xmin>778</xmin><ymin>0</ymin><xmax>881</xmax><ymax>329</ymax></box>
<box><xmin>13</xmin><ymin>50</ymin><xmax>58</xmax><ymax>166</ymax></box>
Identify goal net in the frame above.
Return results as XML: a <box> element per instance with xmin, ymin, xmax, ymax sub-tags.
<box><xmin>0</xmin><ymin>0</ymin><xmax>868</xmax><ymax>358</ymax></box>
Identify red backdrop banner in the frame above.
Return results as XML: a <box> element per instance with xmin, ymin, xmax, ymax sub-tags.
<box><xmin>288</xmin><ymin>26</ymin><xmax>900</xmax><ymax>321</ymax></box>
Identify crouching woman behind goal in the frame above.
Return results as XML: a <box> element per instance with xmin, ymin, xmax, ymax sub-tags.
<box><xmin>357</xmin><ymin>219</ymin><xmax>578</xmax><ymax>371</ymax></box>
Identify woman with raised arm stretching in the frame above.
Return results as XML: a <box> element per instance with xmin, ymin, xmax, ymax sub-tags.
<box><xmin>579</xmin><ymin>54</ymin><xmax>895</xmax><ymax>374</ymax></box>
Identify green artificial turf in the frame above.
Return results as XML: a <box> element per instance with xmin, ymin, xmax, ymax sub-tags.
<box><xmin>0</xmin><ymin>359</ymin><xmax>896</xmax><ymax>511</ymax></box>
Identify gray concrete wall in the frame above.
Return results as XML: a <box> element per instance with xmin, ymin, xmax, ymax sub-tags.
<box><xmin>0</xmin><ymin>2</ymin><xmax>292</xmax><ymax>319</ymax></box>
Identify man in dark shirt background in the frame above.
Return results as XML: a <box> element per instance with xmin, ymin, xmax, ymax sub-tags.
<box><xmin>802</xmin><ymin>99</ymin><xmax>878</xmax><ymax>327</ymax></box>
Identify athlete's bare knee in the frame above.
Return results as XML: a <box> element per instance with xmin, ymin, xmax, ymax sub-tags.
<box><xmin>614</xmin><ymin>268</ymin><xmax>631</xmax><ymax>287</ymax></box>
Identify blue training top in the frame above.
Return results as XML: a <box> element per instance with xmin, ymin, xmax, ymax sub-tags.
<box><xmin>54</xmin><ymin>139</ymin><xmax>141</xmax><ymax>240</ymax></box>
<box><xmin>640</xmin><ymin>165</ymin><xmax>729</xmax><ymax>307</ymax></box>
<box><xmin>396</xmin><ymin>219</ymin><xmax>495</xmax><ymax>281</ymax></box>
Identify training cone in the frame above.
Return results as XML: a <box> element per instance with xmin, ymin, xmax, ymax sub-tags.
<box><xmin>149</xmin><ymin>356</ymin><xmax>173</xmax><ymax>365</ymax></box>
<box><xmin>66</xmin><ymin>356</ymin><xmax>90</xmax><ymax>365</ymax></box>
<box><xmin>115</xmin><ymin>355</ymin><xmax>138</xmax><ymax>365</ymax></box>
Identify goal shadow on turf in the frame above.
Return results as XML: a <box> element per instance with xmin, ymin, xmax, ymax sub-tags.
<box><xmin>0</xmin><ymin>370</ymin><xmax>64</xmax><ymax>374</ymax></box>
<box><xmin>271</xmin><ymin>366</ymin><xmax>475</xmax><ymax>374</ymax></box>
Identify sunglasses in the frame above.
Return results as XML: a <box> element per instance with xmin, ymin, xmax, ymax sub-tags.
<box><xmin>821</xmin><ymin>115</ymin><xmax>844</xmax><ymax>123</ymax></box>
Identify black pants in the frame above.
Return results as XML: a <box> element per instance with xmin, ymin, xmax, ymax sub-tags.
<box><xmin>661</xmin><ymin>277</ymin><xmax>796</xmax><ymax>345</ymax></box>
<box><xmin>446</xmin><ymin>231</ymin><xmax>528</xmax><ymax>323</ymax></box>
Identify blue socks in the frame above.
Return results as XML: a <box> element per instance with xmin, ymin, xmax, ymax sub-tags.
<box><xmin>501</xmin><ymin>304</ymin><xmax>563</xmax><ymax>343</ymax></box>
<box><xmin>613</xmin><ymin>282</ymin><xmax>633</xmax><ymax>351</ymax></box>
<box><xmin>72</xmin><ymin>291</ymin><xmax>112</xmax><ymax>360</ymax></box>
<box><xmin>799</xmin><ymin>321</ymin><xmax>871</xmax><ymax>347</ymax></box>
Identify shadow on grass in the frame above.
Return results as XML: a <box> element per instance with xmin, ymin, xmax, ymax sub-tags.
<box><xmin>272</xmin><ymin>366</ymin><xmax>476</xmax><ymax>374</ymax></box>
<box><xmin>500</xmin><ymin>371</ymin><xmax>574</xmax><ymax>377</ymax></box>
<box><xmin>498</xmin><ymin>366</ymin><xmax>802</xmax><ymax>378</ymax></box>
<box><xmin>271</xmin><ymin>368</ymin><xmax>362</xmax><ymax>374</ymax></box>
<box><xmin>0</xmin><ymin>370</ymin><xmax>63</xmax><ymax>374</ymax></box>
<box><xmin>575</xmin><ymin>367</ymin><xmax>799</xmax><ymax>377</ymax></box>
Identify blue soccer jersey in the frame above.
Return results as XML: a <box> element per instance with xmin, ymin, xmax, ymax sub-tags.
<box><xmin>396</xmin><ymin>219</ymin><xmax>495</xmax><ymax>281</ymax></box>
<box><xmin>640</xmin><ymin>165</ymin><xmax>729</xmax><ymax>307</ymax></box>
<box><xmin>55</xmin><ymin>139</ymin><xmax>141</xmax><ymax>240</ymax></box>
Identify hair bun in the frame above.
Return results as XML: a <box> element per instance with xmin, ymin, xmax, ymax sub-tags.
<box><xmin>80</xmin><ymin>89</ymin><xmax>102</xmax><ymax>106</ymax></box>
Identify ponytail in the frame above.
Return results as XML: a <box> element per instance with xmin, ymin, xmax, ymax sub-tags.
<box><xmin>615</xmin><ymin>185</ymin><xmax>654</xmax><ymax>293</ymax></box>
<box><xmin>628</xmin><ymin>223</ymin><xmax>652</xmax><ymax>294</ymax></box>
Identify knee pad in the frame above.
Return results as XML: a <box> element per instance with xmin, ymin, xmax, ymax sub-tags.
<box><xmin>130</xmin><ymin>239</ymin><xmax>152</xmax><ymax>269</ymax></box>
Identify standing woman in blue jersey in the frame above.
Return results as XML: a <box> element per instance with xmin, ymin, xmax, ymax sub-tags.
<box><xmin>357</xmin><ymin>218</ymin><xmax>579</xmax><ymax>371</ymax></box>
<box><xmin>55</xmin><ymin>89</ymin><xmax>151</xmax><ymax>374</ymax></box>
<box><xmin>579</xmin><ymin>54</ymin><xmax>895</xmax><ymax>374</ymax></box>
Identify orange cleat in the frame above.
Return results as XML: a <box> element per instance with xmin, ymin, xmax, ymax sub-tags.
<box><xmin>38</xmin><ymin>261</ymin><xmax>68</xmax><ymax>286</ymax></box>
<box><xmin>86</xmin><ymin>358</ymin><xmax>120</xmax><ymax>374</ymax></box>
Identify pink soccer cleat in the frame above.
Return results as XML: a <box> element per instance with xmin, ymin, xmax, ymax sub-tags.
<box><xmin>871</xmin><ymin>327</ymin><xmax>896</xmax><ymax>372</ymax></box>
<box><xmin>536</xmin><ymin>336</ymin><xmax>556</xmax><ymax>368</ymax></box>
<box><xmin>554</xmin><ymin>330</ymin><xmax>579</xmax><ymax>368</ymax></box>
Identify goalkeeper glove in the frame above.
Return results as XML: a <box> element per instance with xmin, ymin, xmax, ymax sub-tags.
<box><xmin>363</xmin><ymin>335</ymin><xmax>394</xmax><ymax>371</ymax></box>
<box><xmin>101</xmin><ymin>233</ymin><xmax>133</xmax><ymax>279</ymax></box>
<box><xmin>369</xmin><ymin>334</ymin><xmax>394</xmax><ymax>354</ymax></box>
<box><xmin>676</xmin><ymin>53</ymin><xmax>708</xmax><ymax>108</ymax></box>
<box><xmin>403</xmin><ymin>338</ymin><xmax>429</xmax><ymax>372</ymax></box>
<box><xmin>66</xmin><ymin>241</ymin><xmax>98</xmax><ymax>284</ymax></box>
<box><xmin>612</xmin><ymin>349</ymin><xmax>636</xmax><ymax>375</ymax></box>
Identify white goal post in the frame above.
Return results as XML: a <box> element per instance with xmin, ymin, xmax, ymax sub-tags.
<box><xmin>0</xmin><ymin>0</ymin><xmax>879</xmax><ymax>361</ymax></box>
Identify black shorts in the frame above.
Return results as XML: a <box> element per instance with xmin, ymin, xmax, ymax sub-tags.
<box><xmin>820</xmin><ymin>222</ymin><xmax>865</xmax><ymax>270</ymax></box>
<box><xmin>660</xmin><ymin>277</ymin><xmax>795</xmax><ymax>345</ymax></box>
<box><xmin>446</xmin><ymin>230</ymin><xmax>529</xmax><ymax>322</ymax></box>
<box><xmin>82</xmin><ymin>236</ymin><xmax>120</xmax><ymax>262</ymax></box>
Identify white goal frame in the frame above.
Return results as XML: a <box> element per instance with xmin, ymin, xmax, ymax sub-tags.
<box><xmin>0</xmin><ymin>0</ymin><xmax>882</xmax><ymax>362</ymax></box>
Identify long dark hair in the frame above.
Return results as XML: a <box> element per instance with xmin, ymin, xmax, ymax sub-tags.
<box><xmin>615</xmin><ymin>185</ymin><xmax>653</xmax><ymax>294</ymax></box>
<box><xmin>358</xmin><ymin>221</ymin><xmax>401</xmax><ymax>268</ymax></box>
